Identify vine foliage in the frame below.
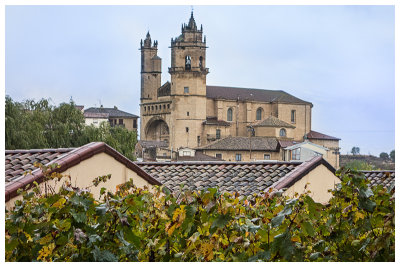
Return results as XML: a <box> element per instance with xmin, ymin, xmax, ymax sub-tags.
<box><xmin>5</xmin><ymin>167</ymin><xmax>395</xmax><ymax>262</ymax></box>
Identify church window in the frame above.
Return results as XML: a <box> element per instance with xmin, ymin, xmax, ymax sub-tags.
<box><xmin>155</xmin><ymin>105</ymin><xmax>158</xmax><ymax>110</ymax></box>
<box><xmin>187</xmin><ymin>111</ymin><xmax>189</xmax><ymax>116</ymax></box>
<box><xmin>216</xmin><ymin>153</ymin><xmax>222</xmax><ymax>159</ymax></box>
<box><xmin>133</xmin><ymin>119</ymin><xmax>137</xmax><ymax>128</ymax></box>
<box><xmin>119</xmin><ymin>119</ymin><xmax>123</xmax><ymax>125</ymax></box>
<box><xmin>264</xmin><ymin>154</ymin><xmax>270</xmax><ymax>160</ymax></box>
<box><xmin>159</xmin><ymin>105</ymin><xmax>162</xmax><ymax>109</ymax></box>
<box><xmin>144</xmin><ymin>106</ymin><xmax>146</xmax><ymax>111</ymax></box>
<box><xmin>184</xmin><ymin>87</ymin><xmax>189</xmax><ymax>93</ymax></box>
<box><xmin>151</xmin><ymin>106</ymin><xmax>154</xmax><ymax>110</ymax></box>
<box><xmin>186</xmin><ymin>127</ymin><xmax>189</xmax><ymax>133</ymax></box>
<box><xmin>199</xmin><ymin>56</ymin><xmax>203</xmax><ymax>69</ymax></box>
<box><xmin>185</xmin><ymin>55</ymin><xmax>191</xmax><ymax>70</ymax></box>
<box><xmin>163</xmin><ymin>104</ymin><xmax>166</xmax><ymax>109</ymax></box>
<box><xmin>167</xmin><ymin>104</ymin><xmax>170</xmax><ymax>109</ymax></box>
<box><xmin>216</xmin><ymin>129</ymin><xmax>221</xmax><ymax>139</ymax></box>
<box><xmin>280</xmin><ymin>128</ymin><xmax>286</xmax><ymax>137</ymax></box>
<box><xmin>291</xmin><ymin>110</ymin><xmax>296</xmax><ymax>123</ymax></box>
<box><xmin>197</xmin><ymin>136</ymin><xmax>200</xmax><ymax>145</ymax></box>
<box><xmin>256</xmin><ymin>108</ymin><xmax>263</xmax><ymax>120</ymax></box>
<box><xmin>227</xmin><ymin>108</ymin><xmax>233</xmax><ymax>121</ymax></box>
<box><xmin>235</xmin><ymin>154</ymin><xmax>242</xmax><ymax>161</ymax></box>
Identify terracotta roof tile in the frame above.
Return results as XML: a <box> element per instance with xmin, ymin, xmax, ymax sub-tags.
<box><xmin>5</xmin><ymin>142</ymin><xmax>161</xmax><ymax>201</ymax></box>
<box><xmin>360</xmin><ymin>170</ymin><xmax>395</xmax><ymax>188</ymax></box>
<box><xmin>306</xmin><ymin>130</ymin><xmax>340</xmax><ymax>141</ymax></box>
<box><xmin>137</xmin><ymin>157</ymin><xmax>334</xmax><ymax>196</ymax></box>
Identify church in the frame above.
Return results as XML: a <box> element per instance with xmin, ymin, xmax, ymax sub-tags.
<box><xmin>138</xmin><ymin>12</ymin><xmax>340</xmax><ymax>168</ymax></box>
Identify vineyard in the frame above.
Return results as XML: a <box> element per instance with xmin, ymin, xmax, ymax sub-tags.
<box><xmin>5</xmin><ymin>168</ymin><xmax>395</xmax><ymax>262</ymax></box>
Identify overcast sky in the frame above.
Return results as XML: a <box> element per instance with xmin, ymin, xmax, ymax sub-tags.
<box><xmin>5</xmin><ymin>5</ymin><xmax>395</xmax><ymax>156</ymax></box>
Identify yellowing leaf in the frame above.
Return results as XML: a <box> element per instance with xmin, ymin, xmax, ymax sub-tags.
<box><xmin>52</xmin><ymin>198</ymin><xmax>66</xmax><ymax>208</ymax></box>
<box><xmin>39</xmin><ymin>234</ymin><xmax>52</xmax><ymax>245</ymax></box>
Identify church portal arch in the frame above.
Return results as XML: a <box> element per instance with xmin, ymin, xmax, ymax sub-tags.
<box><xmin>145</xmin><ymin>117</ymin><xmax>170</xmax><ymax>145</ymax></box>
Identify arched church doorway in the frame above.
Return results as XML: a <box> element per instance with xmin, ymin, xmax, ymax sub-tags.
<box><xmin>145</xmin><ymin>118</ymin><xmax>170</xmax><ymax>145</ymax></box>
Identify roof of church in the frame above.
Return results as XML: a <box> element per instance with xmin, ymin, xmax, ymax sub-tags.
<box><xmin>251</xmin><ymin>116</ymin><xmax>296</xmax><ymax>128</ymax></box>
<box><xmin>202</xmin><ymin>116</ymin><xmax>231</xmax><ymax>126</ymax></box>
<box><xmin>306</xmin><ymin>130</ymin><xmax>340</xmax><ymax>140</ymax></box>
<box><xmin>198</xmin><ymin>136</ymin><xmax>279</xmax><ymax>151</ymax></box>
<box><xmin>206</xmin><ymin>85</ymin><xmax>313</xmax><ymax>106</ymax></box>
<box><xmin>136</xmin><ymin>156</ymin><xmax>335</xmax><ymax>196</ymax></box>
<box><xmin>84</xmin><ymin>107</ymin><xmax>138</xmax><ymax>118</ymax></box>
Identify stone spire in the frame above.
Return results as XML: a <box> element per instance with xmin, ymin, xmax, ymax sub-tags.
<box><xmin>143</xmin><ymin>31</ymin><xmax>152</xmax><ymax>47</ymax></box>
<box><xmin>187</xmin><ymin>11</ymin><xmax>197</xmax><ymax>30</ymax></box>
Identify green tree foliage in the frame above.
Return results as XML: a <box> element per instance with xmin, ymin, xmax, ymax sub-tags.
<box><xmin>379</xmin><ymin>152</ymin><xmax>389</xmax><ymax>161</ymax></box>
<box><xmin>5</xmin><ymin>167</ymin><xmax>394</xmax><ymax>262</ymax></box>
<box><xmin>351</xmin><ymin>147</ymin><xmax>360</xmax><ymax>155</ymax></box>
<box><xmin>5</xmin><ymin>96</ymin><xmax>136</xmax><ymax>160</ymax></box>
<box><xmin>344</xmin><ymin>160</ymin><xmax>373</xmax><ymax>171</ymax></box>
<box><xmin>389</xmin><ymin>150</ymin><xmax>394</xmax><ymax>162</ymax></box>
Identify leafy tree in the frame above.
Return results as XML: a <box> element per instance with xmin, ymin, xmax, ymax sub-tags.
<box><xmin>5</xmin><ymin>96</ymin><xmax>137</xmax><ymax>160</ymax></box>
<box><xmin>5</xmin><ymin>166</ymin><xmax>395</xmax><ymax>262</ymax></box>
<box><xmin>389</xmin><ymin>150</ymin><xmax>394</xmax><ymax>162</ymax></box>
<box><xmin>351</xmin><ymin>147</ymin><xmax>360</xmax><ymax>155</ymax></box>
<box><xmin>379</xmin><ymin>152</ymin><xmax>389</xmax><ymax>161</ymax></box>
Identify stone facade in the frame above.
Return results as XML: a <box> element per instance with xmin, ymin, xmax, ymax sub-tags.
<box><xmin>139</xmin><ymin>12</ymin><xmax>340</xmax><ymax>168</ymax></box>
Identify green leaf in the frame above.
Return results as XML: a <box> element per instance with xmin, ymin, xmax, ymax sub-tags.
<box><xmin>123</xmin><ymin>229</ymin><xmax>141</xmax><ymax>248</ymax></box>
<box><xmin>95</xmin><ymin>204</ymin><xmax>108</xmax><ymax>216</ymax></box>
<box><xmin>301</xmin><ymin>221</ymin><xmax>315</xmax><ymax>237</ymax></box>
<box><xmin>359</xmin><ymin>198</ymin><xmax>376</xmax><ymax>213</ymax></box>
<box><xmin>71</xmin><ymin>210</ymin><xmax>87</xmax><ymax>223</ymax></box>
<box><xmin>359</xmin><ymin>187</ymin><xmax>374</xmax><ymax>199</ymax></box>
<box><xmin>91</xmin><ymin>247</ymin><xmax>118</xmax><ymax>262</ymax></box>
<box><xmin>271</xmin><ymin>214</ymin><xmax>285</xmax><ymax>228</ymax></box>
<box><xmin>309</xmin><ymin>252</ymin><xmax>321</xmax><ymax>261</ymax></box>
<box><xmin>211</xmin><ymin>214</ymin><xmax>231</xmax><ymax>230</ymax></box>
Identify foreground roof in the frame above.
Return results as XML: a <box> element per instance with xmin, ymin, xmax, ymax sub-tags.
<box><xmin>360</xmin><ymin>170</ymin><xmax>395</xmax><ymax>188</ymax></box>
<box><xmin>206</xmin><ymin>85</ymin><xmax>313</xmax><ymax>106</ymax></box>
<box><xmin>5</xmin><ymin>142</ymin><xmax>161</xmax><ymax>202</ymax></box>
<box><xmin>306</xmin><ymin>130</ymin><xmax>340</xmax><ymax>141</ymax></box>
<box><xmin>199</xmin><ymin>136</ymin><xmax>279</xmax><ymax>151</ymax></box>
<box><xmin>137</xmin><ymin>156</ymin><xmax>335</xmax><ymax>195</ymax></box>
<box><xmin>84</xmin><ymin>107</ymin><xmax>138</xmax><ymax>118</ymax></box>
<box><xmin>251</xmin><ymin>116</ymin><xmax>295</xmax><ymax>128</ymax></box>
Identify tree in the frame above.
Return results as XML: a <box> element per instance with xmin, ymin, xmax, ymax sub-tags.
<box><xmin>5</xmin><ymin>96</ymin><xmax>137</xmax><ymax>160</ymax></box>
<box><xmin>344</xmin><ymin>160</ymin><xmax>373</xmax><ymax>171</ymax></box>
<box><xmin>390</xmin><ymin>150</ymin><xmax>395</xmax><ymax>162</ymax></box>
<box><xmin>379</xmin><ymin>152</ymin><xmax>389</xmax><ymax>161</ymax></box>
<box><xmin>351</xmin><ymin>147</ymin><xmax>360</xmax><ymax>155</ymax></box>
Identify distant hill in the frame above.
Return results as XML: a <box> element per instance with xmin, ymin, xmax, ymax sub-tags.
<box><xmin>340</xmin><ymin>155</ymin><xmax>395</xmax><ymax>170</ymax></box>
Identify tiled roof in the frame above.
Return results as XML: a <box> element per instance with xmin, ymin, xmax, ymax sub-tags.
<box><xmin>5</xmin><ymin>148</ymin><xmax>74</xmax><ymax>184</ymax></box>
<box><xmin>199</xmin><ymin>136</ymin><xmax>279</xmax><ymax>151</ymax></box>
<box><xmin>5</xmin><ymin>142</ymin><xmax>161</xmax><ymax>202</ymax></box>
<box><xmin>278</xmin><ymin>140</ymin><xmax>297</xmax><ymax>148</ymax></box>
<box><xmin>84</xmin><ymin>112</ymin><xmax>109</xmax><ymax>119</ymax></box>
<box><xmin>137</xmin><ymin>156</ymin><xmax>335</xmax><ymax>195</ymax></box>
<box><xmin>306</xmin><ymin>130</ymin><xmax>340</xmax><ymax>141</ymax></box>
<box><xmin>360</xmin><ymin>170</ymin><xmax>395</xmax><ymax>188</ymax></box>
<box><xmin>251</xmin><ymin>116</ymin><xmax>295</xmax><ymax>128</ymax></box>
<box><xmin>177</xmin><ymin>151</ymin><xmax>224</xmax><ymax>162</ymax></box>
<box><xmin>137</xmin><ymin>140</ymin><xmax>168</xmax><ymax>149</ymax></box>
<box><xmin>202</xmin><ymin>116</ymin><xmax>231</xmax><ymax>126</ymax></box>
<box><xmin>84</xmin><ymin>107</ymin><xmax>138</xmax><ymax>118</ymax></box>
<box><xmin>206</xmin><ymin>85</ymin><xmax>313</xmax><ymax>106</ymax></box>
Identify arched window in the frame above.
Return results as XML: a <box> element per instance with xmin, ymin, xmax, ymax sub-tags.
<box><xmin>185</xmin><ymin>55</ymin><xmax>191</xmax><ymax>70</ymax></box>
<box><xmin>280</xmin><ymin>128</ymin><xmax>286</xmax><ymax>137</ymax></box>
<box><xmin>227</xmin><ymin>108</ymin><xmax>233</xmax><ymax>121</ymax></box>
<box><xmin>199</xmin><ymin>56</ymin><xmax>203</xmax><ymax>69</ymax></box>
<box><xmin>256</xmin><ymin>107</ymin><xmax>263</xmax><ymax>120</ymax></box>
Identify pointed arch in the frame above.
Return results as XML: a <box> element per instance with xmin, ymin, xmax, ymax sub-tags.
<box><xmin>227</xmin><ymin>108</ymin><xmax>233</xmax><ymax>122</ymax></box>
<box><xmin>256</xmin><ymin>107</ymin><xmax>263</xmax><ymax>120</ymax></box>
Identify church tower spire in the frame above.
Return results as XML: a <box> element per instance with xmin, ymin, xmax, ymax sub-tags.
<box><xmin>140</xmin><ymin>31</ymin><xmax>161</xmax><ymax>101</ymax></box>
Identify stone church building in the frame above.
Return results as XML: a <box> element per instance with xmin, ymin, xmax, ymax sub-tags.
<box><xmin>138</xmin><ymin>12</ymin><xmax>340</xmax><ymax>168</ymax></box>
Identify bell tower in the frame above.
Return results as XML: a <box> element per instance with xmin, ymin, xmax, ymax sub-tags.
<box><xmin>140</xmin><ymin>31</ymin><xmax>161</xmax><ymax>102</ymax></box>
<box><xmin>169</xmin><ymin>12</ymin><xmax>209</xmax><ymax>149</ymax></box>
